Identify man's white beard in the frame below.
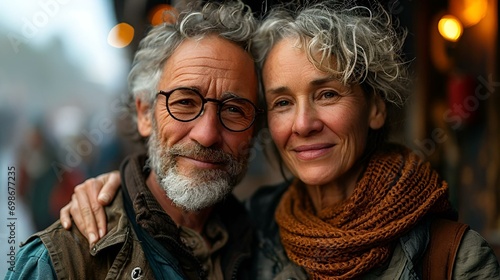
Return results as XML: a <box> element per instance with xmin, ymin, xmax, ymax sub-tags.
<box><xmin>147</xmin><ymin>127</ymin><xmax>248</xmax><ymax>211</ymax></box>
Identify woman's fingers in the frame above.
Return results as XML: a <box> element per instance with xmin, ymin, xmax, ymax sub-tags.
<box><xmin>97</xmin><ymin>171</ymin><xmax>121</xmax><ymax>205</ymax></box>
<box><xmin>59</xmin><ymin>171</ymin><xmax>121</xmax><ymax>246</ymax></box>
<box><xmin>74</xmin><ymin>178</ymin><xmax>104</xmax><ymax>246</ymax></box>
<box><xmin>60</xmin><ymin>201</ymin><xmax>73</xmax><ymax>230</ymax></box>
<box><xmin>94</xmin><ymin>171</ymin><xmax>121</xmax><ymax>238</ymax></box>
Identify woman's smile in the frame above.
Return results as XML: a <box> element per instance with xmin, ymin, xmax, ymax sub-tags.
<box><xmin>291</xmin><ymin>143</ymin><xmax>334</xmax><ymax>161</ymax></box>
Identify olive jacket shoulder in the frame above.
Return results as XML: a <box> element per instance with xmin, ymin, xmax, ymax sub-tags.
<box><xmin>5</xmin><ymin>188</ymin><xmax>158</xmax><ymax>280</ymax></box>
<box><xmin>246</xmin><ymin>182</ymin><xmax>500</xmax><ymax>280</ymax></box>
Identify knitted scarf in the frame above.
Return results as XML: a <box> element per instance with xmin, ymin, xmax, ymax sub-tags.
<box><xmin>275</xmin><ymin>144</ymin><xmax>454</xmax><ymax>279</ymax></box>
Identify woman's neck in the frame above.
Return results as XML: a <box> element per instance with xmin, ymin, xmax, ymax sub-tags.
<box><xmin>304</xmin><ymin>163</ymin><xmax>364</xmax><ymax>212</ymax></box>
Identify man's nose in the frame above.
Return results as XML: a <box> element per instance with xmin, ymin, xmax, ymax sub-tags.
<box><xmin>188</xmin><ymin>103</ymin><xmax>223</xmax><ymax>148</ymax></box>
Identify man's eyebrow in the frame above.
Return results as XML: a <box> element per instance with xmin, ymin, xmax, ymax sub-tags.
<box><xmin>220</xmin><ymin>92</ymin><xmax>242</xmax><ymax>99</ymax></box>
<box><xmin>173</xmin><ymin>89</ymin><xmax>244</xmax><ymax>100</ymax></box>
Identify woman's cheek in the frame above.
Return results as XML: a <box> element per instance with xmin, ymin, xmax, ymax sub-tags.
<box><xmin>268</xmin><ymin>113</ymin><xmax>292</xmax><ymax>152</ymax></box>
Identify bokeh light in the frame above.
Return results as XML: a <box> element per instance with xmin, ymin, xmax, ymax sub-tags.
<box><xmin>149</xmin><ymin>4</ymin><xmax>177</xmax><ymax>25</ymax></box>
<box><xmin>449</xmin><ymin>0</ymin><xmax>488</xmax><ymax>27</ymax></box>
<box><xmin>107</xmin><ymin>22</ymin><xmax>134</xmax><ymax>48</ymax></box>
<box><xmin>438</xmin><ymin>15</ymin><xmax>463</xmax><ymax>42</ymax></box>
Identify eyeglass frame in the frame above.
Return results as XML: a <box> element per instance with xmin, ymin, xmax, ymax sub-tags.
<box><xmin>156</xmin><ymin>87</ymin><xmax>263</xmax><ymax>132</ymax></box>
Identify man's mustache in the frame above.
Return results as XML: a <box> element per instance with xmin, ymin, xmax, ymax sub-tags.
<box><xmin>167</xmin><ymin>143</ymin><xmax>235</xmax><ymax>165</ymax></box>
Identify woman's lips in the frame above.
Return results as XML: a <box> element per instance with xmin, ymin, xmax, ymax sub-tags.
<box><xmin>292</xmin><ymin>143</ymin><xmax>334</xmax><ymax>160</ymax></box>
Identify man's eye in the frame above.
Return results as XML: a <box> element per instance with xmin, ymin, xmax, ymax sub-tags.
<box><xmin>223</xmin><ymin>105</ymin><xmax>244</xmax><ymax>115</ymax></box>
<box><xmin>275</xmin><ymin>100</ymin><xmax>290</xmax><ymax>107</ymax></box>
<box><xmin>172</xmin><ymin>98</ymin><xmax>196</xmax><ymax>106</ymax></box>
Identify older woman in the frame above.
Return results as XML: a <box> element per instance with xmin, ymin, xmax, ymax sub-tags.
<box><xmin>60</xmin><ymin>1</ymin><xmax>499</xmax><ymax>279</ymax></box>
<box><xmin>246</xmin><ymin>1</ymin><xmax>499</xmax><ymax>279</ymax></box>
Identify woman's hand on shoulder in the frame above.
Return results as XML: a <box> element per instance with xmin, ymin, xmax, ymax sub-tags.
<box><xmin>60</xmin><ymin>171</ymin><xmax>121</xmax><ymax>246</ymax></box>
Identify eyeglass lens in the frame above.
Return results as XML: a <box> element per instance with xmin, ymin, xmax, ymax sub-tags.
<box><xmin>166</xmin><ymin>88</ymin><xmax>256</xmax><ymax>131</ymax></box>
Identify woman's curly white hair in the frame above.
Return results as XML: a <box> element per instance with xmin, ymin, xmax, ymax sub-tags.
<box><xmin>252</xmin><ymin>0</ymin><xmax>411</xmax><ymax>132</ymax></box>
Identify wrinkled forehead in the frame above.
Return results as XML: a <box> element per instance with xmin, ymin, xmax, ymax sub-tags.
<box><xmin>159</xmin><ymin>36</ymin><xmax>258</xmax><ymax>101</ymax></box>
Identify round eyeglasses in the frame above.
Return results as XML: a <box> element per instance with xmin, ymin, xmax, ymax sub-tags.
<box><xmin>157</xmin><ymin>87</ymin><xmax>263</xmax><ymax>132</ymax></box>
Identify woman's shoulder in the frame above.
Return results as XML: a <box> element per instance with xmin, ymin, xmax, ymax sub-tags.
<box><xmin>423</xmin><ymin>218</ymin><xmax>500</xmax><ymax>278</ymax></box>
<box><xmin>386</xmin><ymin>219</ymin><xmax>500</xmax><ymax>279</ymax></box>
<box><xmin>453</xmin><ymin>229</ymin><xmax>500</xmax><ymax>278</ymax></box>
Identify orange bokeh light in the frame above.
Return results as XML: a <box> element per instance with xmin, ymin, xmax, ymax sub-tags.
<box><xmin>449</xmin><ymin>0</ymin><xmax>488</xmax><ymax>27</ymax></box>
<box><xmin>149</xmin><ymin>4</ymin><xmax>177</xmax><ymax>25</ymax></box>
<box><xmin>438</xmin><ymin>15</ymin><xmax>463</xmax><ymax>42</ymax></box>
<box><xmin>107</xmin><ymin>22</ymin><xmax>134</xmax><ymax>48</ymax></box>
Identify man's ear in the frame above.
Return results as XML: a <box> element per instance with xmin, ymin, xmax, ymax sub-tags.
<box><xmin>369</xmin><ymin>94</ymin><xmax>386</xmax><ymax>130</ymax></box>
<box><xmin>136</xmin><ymin>98</ymin><xmax>153</xmax><ymax>137</ymax></box>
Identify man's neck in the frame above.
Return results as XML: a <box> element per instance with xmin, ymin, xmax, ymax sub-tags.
<box><xmin>145</xmin><ymin>171</ymin><xmax>213</xmax><ymax>234</ymax></box>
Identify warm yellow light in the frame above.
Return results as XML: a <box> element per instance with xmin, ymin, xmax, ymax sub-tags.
<box><xmin>438</xmin><ymin>15</ymin><xmax>463</xmax><ymax>42</ymax></box>
<box><xmin>450</xmin><ymin>0</ymin><xmax>488</xmax><ymax>27</ymax></box>
<box><xmin>107</xmin><ymin>23</ymin><xmax>134</xmax><ymax>48</ymax></box>
<box><xmin>149</xmin><ymin>4</ymin><xmax>177</xmax><ymax>25</ymax></box>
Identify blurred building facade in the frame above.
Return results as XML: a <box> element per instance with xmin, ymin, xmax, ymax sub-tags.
<box><xmin>407</xmin><ymin>0</ymin><xmax>500</xmax><ymax>256</ymax></box>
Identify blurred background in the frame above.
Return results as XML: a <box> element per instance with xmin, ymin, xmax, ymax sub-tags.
<box><xmin>0</xmin><ymin>0</ymin><xmax>499</xmax><ymax>273</ymax></box>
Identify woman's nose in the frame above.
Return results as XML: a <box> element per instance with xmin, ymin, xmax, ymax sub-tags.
<box><xmin>291</xmin><ymin>104</ymin><xmax>323</xmax><ymax>137</ymax></box>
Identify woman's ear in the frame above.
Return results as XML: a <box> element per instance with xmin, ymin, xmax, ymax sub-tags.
<box><xmin>136</xmin><ymin>98</ymin><xmax>153</xmax><ymax>137</ymax></box>
<box><xmin>369</xmin><ymin>94</ymin><xmax>386</xmax><ymax>130</ymax></box>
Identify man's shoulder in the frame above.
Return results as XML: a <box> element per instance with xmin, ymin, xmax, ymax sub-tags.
<box><xmin>18</xmin><ymin>236</ymin><xmax>48</xmax><ymax>258</ymax></box>
<box><xmin>101</xmin><ymin>188</ymin><xmax>127</xmax><ymax>227</ymax></box>
<box><xmin>15</xmin><ymin>188</ymin><xmax>139</xmax><ymax>279</ymax></box>
<box><xmin>5</xmin><ymin>237</ymin><xmax>57</xmax><ymax>279</ymax></box>
<box><xmin>35</xmin><ymin>188</ymin><xmax>127</xmax><ymax>248</ymax></box>
<box><xmin>6</xmin><ymin>221</ymin><xmax>85</xmax><ymax>279</ymax></box>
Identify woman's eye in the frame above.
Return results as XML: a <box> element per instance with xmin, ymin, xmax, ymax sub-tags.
<box><xmin>321</xmin><ymin>91</ymin><xmax>339</xmax><ymax>99</ymax></box>
<box><xmin>315</xmin><ymin>90</ymin><xmax>341</xmax><ymax>105</ymax></box>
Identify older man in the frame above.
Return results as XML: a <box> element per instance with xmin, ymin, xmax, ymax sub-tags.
<box><xmin>6</xmin><ymin>1</ymin><xmax>260</xmax><ymax>279</ymax></box>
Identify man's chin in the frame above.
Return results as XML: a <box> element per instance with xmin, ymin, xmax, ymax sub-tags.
<box><xmin>159</xmin><ymin>171</ymin><xmax>233</xmax><ymax>210</ymax></box>
<box><xmin>173</xmin><ymin>200</ymin><xmax>218</xmax><ymax>212</ymax></box>
<box><xmin>166</xmin><ymin>187</ymin><xmax>232</xmax><ymax>212</ymax></box>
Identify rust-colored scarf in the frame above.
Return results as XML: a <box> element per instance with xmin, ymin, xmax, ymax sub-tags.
<box><xmin>275</xmin><ymin>144</ymin><xmax>454</xmax><ymax>279</ymax></box>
